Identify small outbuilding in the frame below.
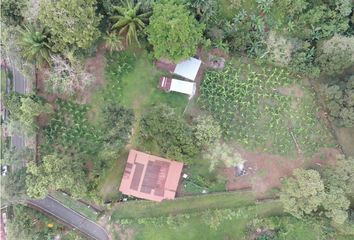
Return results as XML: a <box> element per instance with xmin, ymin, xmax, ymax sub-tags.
<box><xmin>155</xmin><ymin>57</ymin><xmax>202</xmax><ymax>81</ymax></box>
<box><xmin>173</xmin><ymin>57</ymin><xmax>202</xmax><ymax>81</ymax></box>
<box><xmin>159</xmin><ymin>76</ymin><xmax>196</xmax><ymax>98</ymax></box>
<box><xmin>119</xmin><ymin>150</ymin><xmax>183</xmax><ymax>202</ymax></box>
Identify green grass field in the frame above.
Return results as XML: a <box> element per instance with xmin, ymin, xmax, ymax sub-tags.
<box><xmin>113</xmin><ymin>198</ymin><xmax>284</xmax><ymax>240</ymax></box>
<box><xmin>131</xmin><ymin>202</ymin><xmax>282</xmax><ymax>240</ymax></box>
<box><xmin>50</xmin><ymin>192</ymin><xmax>99</xmax><ymax>221</ymax></box>
<box><xmin>111</xmin><ymin>191</ymin><xmax>258</xmax><ymax>220</ymax></box>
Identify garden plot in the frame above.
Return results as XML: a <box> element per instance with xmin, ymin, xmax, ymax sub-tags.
<box><xmin>199</xmin><ymin>59</ymin><xmax>335</xmax><ymax>157</ymax></box>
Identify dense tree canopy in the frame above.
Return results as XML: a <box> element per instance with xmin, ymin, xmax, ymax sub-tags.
<box><xmin>1</xmin><ymin>168</ymin><xmax>28</xmax><ymax>205</ymax></box>
<box><xmin>139</xmin><ymin>105</ymin><xmax>198</xmax><ymax>162</ymax></box>
<box><xmin>322</xmin><ymin>75</ymin><xmax>354</xmax><ymax>127</ymax></box>
<box><xmin>146</xmin><ymin>1</ymin><xmax>205</xmax><ymax>62</ymax></box>
<box><xmin>0</xmin><ymin>0</ymin><xmax>26</xmax><ymax>25</ymax></box>
<box><xmin>26</xmin><ymin>155</ymin><xmax>87</xmax><ymax>199</ymax></box>
<box><xmin>38</xmin><ymin>0</ymin><xmax>101</xmax><ymax>52</ymax></box>
<box><xmin>4</xmin><ymin>93</ymin><xmax>52</xmax><ymax>136</ymax></box>
<box><xmin>280</xmin><ymin>164</ymin><xmax>353</xmax><ymax>224</ymax></box>
<box><xmin>280</xmin><ymin>169</ymin><xmax>325</xmax><ymax>218</ymax></box>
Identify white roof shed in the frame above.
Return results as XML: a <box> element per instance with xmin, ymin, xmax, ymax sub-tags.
<box><xmin>173</xmin><ymin>58</ymin><xmax>202</xmax><ymax>81</ymax></box>
<box><xmin>170</xmin><ymin>79</ymin><xmax>196</xmax><ymax>97</ymax></box>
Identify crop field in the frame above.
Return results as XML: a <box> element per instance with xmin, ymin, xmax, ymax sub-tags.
<box><xmin>199</xmin><ymin>59</ymin><xmax>335</xmax><ymax>157</ymax></box>
<box><xmin>43</xmin><ymin>99</ymin><xmax>101</xmax><ymax>155</ymax></box>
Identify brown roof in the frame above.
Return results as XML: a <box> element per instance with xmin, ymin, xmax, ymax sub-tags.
<box><xmin>158</xmin><ymin>76</ymin><xmax>172</xmax><ymax>91</ymax></box>
<box><xmin>119</xmin><ymin>150</ymin><xmax>183</xmax><ymax>202</ymax></box>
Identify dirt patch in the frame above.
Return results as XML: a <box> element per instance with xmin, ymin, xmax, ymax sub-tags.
<box><xmin>81</xmin><ymin>43</ymin><xmax>108</xmax><ymax>103</ymax></box>
<box><xmin>332</xmin><ymin>126</ymin><xmax>354</xmax><ymax>157</ymax></box>
<box><xmin>225</xmin><ymin>147</ymin><xmax>340</xmax><ymax>198</ymax></box>
<box><xmin>277</xmin><ymin>84</ymin><xmax>304</xmax><ymax>97</ymax></box>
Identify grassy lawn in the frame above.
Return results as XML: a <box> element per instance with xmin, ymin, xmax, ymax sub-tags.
<box><xmin>98</xmin><ymin>150</ymin><xmax>129</xmax><ymax>201</ymax></box>
<box><xmin>115</xmin><ymin>200</ymin><xmax>283</xmax><ymax>240</ymax></box>
<box><xmin>50</xmin><ymin>192</ymin><xmax>99</xmax><ymax>221</ymax></box>
<box><xmin>111</xmin><ymin>191</ymin><xmax>258</xmax><ymax>220</ymax></box>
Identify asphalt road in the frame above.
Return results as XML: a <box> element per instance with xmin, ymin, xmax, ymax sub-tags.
<box><xmin>10</xmin><ymin>65</ymin><xmax>26</xmax><ymax>94</ymax></box>
<box><xmin>8</xmin><ymin>65</ymin><xmax>26</xmax><ymax>152</ymax></box>
<box><xmin>28</xmin><ymin>196</ymin><xmax>109</xmax><ymax>240</ymax></box>
<box><xmin>11</xmin><ymin>134</ymin><xmax>25</xmax><ymax>151</ymax></box>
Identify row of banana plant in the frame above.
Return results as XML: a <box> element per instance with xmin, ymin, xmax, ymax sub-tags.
<box><xmin>199</xmin><ymin>61</ymin><xmax>334</xmax><ymax>156</ymax></box>
<box><xmin>42</xmin><ymin>99</ymin><xmax>102</xmax><ymax>156</ymax></box>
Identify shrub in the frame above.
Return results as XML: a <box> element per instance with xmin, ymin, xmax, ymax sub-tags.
<box><xmin>322</xmin><ymin>75</ymin><xmax>354</xmax><ymax>127</ymax></box>
<box><xmin>139</xmin><ymin>105</ymin><xmax>198</xmax><ymax>162</ymax></box>
<box><xmin>146</xmin><ymin>1</ymin><xmax>205</xmax><ymax>62</ymax></box>
<box><xmin>193</xmin><ymin>115</ymin><xmax>221</xmax><ymax>148</ymax></box>
<box><xmin>316</xmin><ymin>34</ymin><xmax>354</xmax><ymax>75</ymax></box>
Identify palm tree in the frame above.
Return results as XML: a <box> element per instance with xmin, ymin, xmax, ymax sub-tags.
<box><xmin>110</xmin><ymin>0</ymin><xmax>151</xmax><ymax>45</ymax></box>
<box><xmin>18</xmin><ymin>25</ymin><xmax>51</xmax><ymax>66</ymax></box>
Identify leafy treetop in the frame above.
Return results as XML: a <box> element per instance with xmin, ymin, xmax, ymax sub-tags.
<box><xmin>39</xmin><ymin>0</ymin><xmax>101</xmax><ymax>53</ymax></box>
<box><xmin>146</xmin><ymin>1</ymin><xmax>205</xmax><ymax>62</ymax></box>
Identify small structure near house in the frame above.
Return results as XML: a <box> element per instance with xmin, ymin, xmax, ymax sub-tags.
<box><xmin>159</xmin><ymin>76</ymin><xmax>196</xmax><ymax>98</ymax></box>
<box><xmin>173</xmin><ymin>57</ymin><xmax>202</xmax><ymax>81</ymax></box>
<box><xmin>119</xmin><ymin>150</ymin><xmax>184</xmax><ymax>202</ymax></box>
<box><xmin>155</xmin><ymin>57</ymin><xmax>202</xmax><ymax>81</ymax></box>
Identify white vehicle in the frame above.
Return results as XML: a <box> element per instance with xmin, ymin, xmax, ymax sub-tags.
<box><xmin>1</xmin><ymin>165</ymin><xmax>9</xmax><ymax>176</ymax></box>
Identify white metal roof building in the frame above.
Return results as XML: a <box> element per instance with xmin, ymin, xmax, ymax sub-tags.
<box><xmin>159</xmin><ymin>77</ymin><xmax>196</xmax><ymax>98</ymax></box>
<box><xmin>173</xmin><ymin>57</ymin><xmax>202</xmax><ymax>81</ymax></box>
<box><xmin>170</xmin><ymin>79</ymin><xmax>196</xmax><ymax>97</ymax></box>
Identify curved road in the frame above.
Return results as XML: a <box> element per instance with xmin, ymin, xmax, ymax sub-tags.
<box><xmin>28</xmin><ymin>196</ymin><xmax>109</xmax><ymax>240</ymax></box>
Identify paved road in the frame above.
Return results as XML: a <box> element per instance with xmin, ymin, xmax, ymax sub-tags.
<box><xmin>28</xmin><ymin>196</ymin><xmax>109</xmax><ymax>240</ymax></box>
<box><xmin>11</xmin><ymin>134</ymin><xmax>25</xmax><ymax>151</ymax></box>
<box><xmin>10</xmin><ymin>65</ymin><xmax>27</xmax><ymax>94</ymax></box>
<box><xmin>7</xmin><ymin>65</ymin><xmax>26</xmax><ymax>153</ymax></box>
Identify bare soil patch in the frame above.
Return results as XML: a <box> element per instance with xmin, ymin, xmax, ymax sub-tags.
<box><xmin>225</xmin><ymin>147</ymin><xmax>340</xmax><ymax>198</ymax></box>
<box><xmin>81</xmin><ymin>43</ymin><xmax>108</xmax><ymax>103</ymax></box>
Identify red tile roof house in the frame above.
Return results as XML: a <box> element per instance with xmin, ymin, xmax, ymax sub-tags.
<box><xmin>119</xmin><ymin>150</ymin><xmax>184</xmax><ymax>202</ymax></box>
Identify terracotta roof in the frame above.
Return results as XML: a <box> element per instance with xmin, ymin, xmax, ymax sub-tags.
<box><xmin>119</xmin><ymin>150</ymin><xmax>183</xmax><ymax>202</ymax></box>
<box><xmin>158</xmin><ymin>76</ymin><xmax>172</xmax><ymax>91</ymax></box>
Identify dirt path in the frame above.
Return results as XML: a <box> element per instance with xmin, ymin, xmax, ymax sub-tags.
<box><xmin>225</xmin><ymin>147</ymin><xmax>340</xmax><ymax>198</ymax></box>
<box><xmin>81</xmin><ymin>43</ymin><xmax>108</xmax><ymax>103</ymax></box>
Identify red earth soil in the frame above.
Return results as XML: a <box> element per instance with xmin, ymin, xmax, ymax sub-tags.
<box><xmin>225</xmin><ymin>147</ymin><xmax>340</xmax><ymax>198</ymax></box>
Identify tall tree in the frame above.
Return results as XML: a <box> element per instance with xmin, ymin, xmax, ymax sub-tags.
<box><xmin>146</xmin><ymin>1</ymin><xmax>205</xmax><ymax>62</ymax></box>
<box><xmin>26</xmin><ymin>155</ymin><xmax>87</xmax><ymax>199</ymax></box>
<box><xmin>18</xmin><ymin>25</ymin><xmax>51</xmax><ymax>66</ymax></box>
<box><xmin>4</xmin><ymin>94</ymin><xmax>52</xmax><ymax>136</ymax></box>
<box><xmin>322</xmin><ymin>155</ymin><xmax>354</xmax><ymax>195</ymax></box>
<box><xmin>0</xmin><ymin>0</ymin><xmax>26</xmax><ymax>26</ymax></box>
<box><xmin>1</xmin><ymin>168</ymin><xmax>28</xmax><ymax>205</ymax></box>
<box><xmin>280</xmin><ymin>169</ymin><xmax>325</xmax><ymax>218</ymax></box>
<box><xmin>39</xmin><ymin>0</ymin><xmax>101</xmax><ymax>52</ymax></box>
<box><xmin>110</xmin><ymin>0</ymin><xmax>151</xmax><ymax>45</ymax></box>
